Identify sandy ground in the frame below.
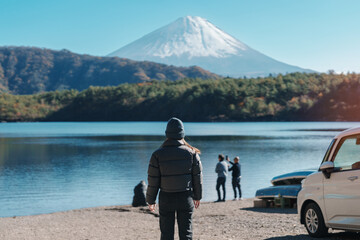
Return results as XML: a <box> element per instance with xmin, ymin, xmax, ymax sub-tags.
<box><xmin>0</xmin><ymin>199</ymin><xmax>359</xmax><ymax>240</ymax></box>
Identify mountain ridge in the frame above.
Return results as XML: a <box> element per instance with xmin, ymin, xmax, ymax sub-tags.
<box><xmin>109</xmin><ymin>16</ymin><xmax>314</xmax><ymax>77</ymax></box>
<box><xmin>0</xmin><ymin>46</ymin><xmax>219</xmax><ymax>94</ymax></box>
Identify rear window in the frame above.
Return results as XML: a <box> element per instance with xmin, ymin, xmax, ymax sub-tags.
<box><xmin>272</xmin><ymin>178</ymin><xmax>304</xmax><ymax>186</ymax></box>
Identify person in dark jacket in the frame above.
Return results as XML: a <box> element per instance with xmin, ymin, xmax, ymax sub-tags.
<box><xmin>228</xmin><ymin>156</ymin><xmax>242</xmax><ymax>200</ymax></box>
<box><xmin>146</xmin><ymin>117</ymin><xmax>203</xmax><ymax>240</ymax></box>
<box><xmin>132</xmin><ymin>180</ymin><xmax>147</xmax><ymax>207</ymax></box>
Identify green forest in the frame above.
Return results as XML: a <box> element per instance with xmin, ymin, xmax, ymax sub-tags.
<box><xmin>1</xmin><ymin>72</ymin><xmax>360</xmax><ymax>122</ymax></box>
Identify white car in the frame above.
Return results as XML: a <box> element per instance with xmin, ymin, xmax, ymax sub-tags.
<box><xmin>298</xmin><ymin>127</ymin><xmax>360</xmax><ymax>237</ymax></box>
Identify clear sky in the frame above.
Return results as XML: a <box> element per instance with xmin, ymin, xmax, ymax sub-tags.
<box><xmin>1</xmin><ymin>0</ymin><xmax>359</xmax><ymax>73</ymax></box>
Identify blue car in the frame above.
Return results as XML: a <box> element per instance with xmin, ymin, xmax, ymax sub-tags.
<box><xmin>256</xmin><ymin>170</ymin><xmax>315</xmax><ymax>200</ymax></box>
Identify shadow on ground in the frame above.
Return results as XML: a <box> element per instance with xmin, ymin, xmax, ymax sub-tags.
<box><xmin>241</xmin><ymin>207</ymin><xmax>297</xmax><ymax>214</ymax></box>
<box><xmin>105</xmin><ymin>207</ymin><xmax>131</xmax><ymax>212</ymax></box>
<box><xmin>105</xmin><ymin>207</ymin><xmax>159</xmax><ymax>217</ymax></box>
<box><xmin>265</xmin><ymin>232</ymin><xmax>360</xmax><ymax>240</ymax></box>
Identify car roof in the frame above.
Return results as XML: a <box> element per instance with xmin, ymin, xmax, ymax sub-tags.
<box><xmin>335</xmin><ymin>127</ymin><xmax>360</xmax><ymax>139</ymax></box>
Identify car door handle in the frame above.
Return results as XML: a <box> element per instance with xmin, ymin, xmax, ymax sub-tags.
<box><xmin>348</xmin><ymin>176</ymin><xmax>358</xmax><ymax>181</ymax></box>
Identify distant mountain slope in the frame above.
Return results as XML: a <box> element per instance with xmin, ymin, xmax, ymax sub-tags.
<box><xmin>109</xmin><ymin>16</ymin><xmax>314</xmax><ymax>77</ymax></box>
<box><xmin>0</xmin><ymin>47</ymin><xmax>219</xmax><ymax>94</ymax></box>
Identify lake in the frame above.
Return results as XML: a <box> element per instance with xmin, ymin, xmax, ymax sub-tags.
<box><xmin>0</xmin><ymin>122</ymin><xmax>359</xmax><ymax>217</ymax></box>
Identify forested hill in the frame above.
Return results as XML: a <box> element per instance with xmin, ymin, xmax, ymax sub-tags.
<box><xmin>1</xmin><ymin>72</ymin><xmax>360</xmax><ymax>122</ymax></box>
<box><xmin>0</xmin><ymin>47</ymin><xmax>219</xmax><ymax>94</ymax></box>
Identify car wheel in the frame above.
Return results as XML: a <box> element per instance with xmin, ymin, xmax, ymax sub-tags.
<box><xmin>304</xmin><ymin>203</ymin><xmax>328</xmax><ymax>238</ymax></box>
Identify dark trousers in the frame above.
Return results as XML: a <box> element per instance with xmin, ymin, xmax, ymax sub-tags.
<box><xmin>159</xmin><ymin>191</ymin><xmax>194</xmax><ymax>240</ymax></box>
<box><xmin>232</xmin><ymin>177</ymin><xmax>242</xmax><ymax>198</ymax></box>
<box><xmin>216</xmin><ymin>177</ymin><xmax>226</xmax><ymax>201</ymax></box>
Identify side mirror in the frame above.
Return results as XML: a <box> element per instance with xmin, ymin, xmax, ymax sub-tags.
<box><xmin>320</xmin><ymin>161</ymin><xmax>334</xmax><ymax>179</ymax></box>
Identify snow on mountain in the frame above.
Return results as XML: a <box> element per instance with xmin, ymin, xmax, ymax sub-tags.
<box><xmin>108</xmin><ymin>16</ymin><xmax>313</xmax><ymax>77</ymax></box>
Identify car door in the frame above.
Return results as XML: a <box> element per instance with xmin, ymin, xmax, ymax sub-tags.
<box><xmin>323</xmin><ymin>134</ymin><xmax>360</xmax><ymax>230</ymax></box>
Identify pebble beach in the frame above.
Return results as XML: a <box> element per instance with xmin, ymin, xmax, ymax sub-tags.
<box><xmin>0</xmin><ymin>199</ymin><xmax>358</xmax><ymax>240</ymax></box>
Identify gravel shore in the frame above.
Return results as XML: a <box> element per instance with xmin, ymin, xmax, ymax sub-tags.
<box><xmin>0</xmin><ymin>199</ymin><xmax>358</xmax><ymax>240</ymax></box>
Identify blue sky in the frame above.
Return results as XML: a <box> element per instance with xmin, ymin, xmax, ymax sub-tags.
<box><xmin>1</xmin><ymin>0</ymin><xmax>359</xmax><ymax>73</ymax></box>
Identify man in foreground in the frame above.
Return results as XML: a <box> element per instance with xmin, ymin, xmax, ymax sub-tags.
<box><xmin>146</xmin><ymin>118</ymin><xmax>203</xmax><ymax>240</ymax></box>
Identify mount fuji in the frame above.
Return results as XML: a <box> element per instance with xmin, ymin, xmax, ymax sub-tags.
<box><xmin>108</xmin><ymin>16</ymin><xmax>313</xmax><ymax>77</ymax></box>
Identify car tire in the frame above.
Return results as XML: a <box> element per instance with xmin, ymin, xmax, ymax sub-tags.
<box><xmin>304</xmin><ymin>203</ymin><xmax>328</xmax><ymax>238</ymax></box>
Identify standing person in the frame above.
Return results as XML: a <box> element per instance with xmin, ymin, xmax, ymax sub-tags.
<box><xmin>228</xmin><ymin>156</ymin><xmax>242</xmax><ymax>200</ymax></box>
<box><xmin>146</xmin><ymin>117</ymin><xmax>203</xmax><ymax>240</ymax></box>
<box><xmin>215</xmin><ymin>154</ymin><xmax>228</xmax><ymax>202</ymax></box>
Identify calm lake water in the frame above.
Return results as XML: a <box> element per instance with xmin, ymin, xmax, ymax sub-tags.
<box><xmin>1</xmin><ymin>122</ymin><xmax>360</xmax><ymax>217</ymax></box>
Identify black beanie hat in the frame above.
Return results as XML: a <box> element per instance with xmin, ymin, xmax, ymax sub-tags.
<box><xmin>165</xmin><ymin>117</ymin><xmax>185</xmax><ymax>140</ymax></box>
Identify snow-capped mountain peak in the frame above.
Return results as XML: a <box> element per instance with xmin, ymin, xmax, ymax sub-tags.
<box><xmin>108</xmin><ymin>16</ymin><xmax>313</xmax><ymax>77</ymax></box>
<box><xmin>110</xmin><ymin>16</ymin><xmax>248</xmax><ymax>59</ymax></box>
<box><xmin>148</xmin><ymin>16</ymin><xmax>248</xmax><ymax>58</ymax></box>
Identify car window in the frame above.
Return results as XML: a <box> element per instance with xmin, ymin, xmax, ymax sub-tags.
<box><xmin>333</xmin><ymin>135</ymin><xmax>360</xmax><ymax>171</ymax></box>
<box><xmin>321</xmin><ymin>139</ymin><xmax>335</xmax><ymax>164</ymax></box>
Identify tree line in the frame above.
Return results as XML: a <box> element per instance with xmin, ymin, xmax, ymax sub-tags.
<box><xmin>1</xmin><ymin>72</ymin><xmax>360</xmax><ymax>122</ymax></box>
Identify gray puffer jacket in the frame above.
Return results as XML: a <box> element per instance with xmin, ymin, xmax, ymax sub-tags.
<box><xmin>146</xmin><ymin>139</ymin><xmax>203</xmax><ymax>204</ymax></box>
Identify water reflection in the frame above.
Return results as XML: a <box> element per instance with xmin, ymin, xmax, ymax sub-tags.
<box><xmin>0</xmin><ymin>131</ymin><xmax>340</xmax><ymax>217</ymax></box>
